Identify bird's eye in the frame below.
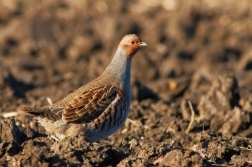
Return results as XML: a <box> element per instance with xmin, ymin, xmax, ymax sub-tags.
<box><xmin>130</xmin><ymin>41</ymin><xmax>135</xmax><ymax>44</ymax></box>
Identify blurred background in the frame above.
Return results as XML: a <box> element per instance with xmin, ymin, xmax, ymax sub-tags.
<box><xmin>1</xmin><ymin>0</ymin><xmax>252</xmax><ymax>110</ymax></box>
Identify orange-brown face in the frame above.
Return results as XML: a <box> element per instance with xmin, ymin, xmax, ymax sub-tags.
<box><xmin>119</xmin><ymin>34</ymin><xmax>147</xmax><ymax>58</ymax></box>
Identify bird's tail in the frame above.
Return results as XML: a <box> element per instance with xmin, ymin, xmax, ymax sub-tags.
<box><xmin>22</xmin><ymin>106</ymin><xmax>63</xmax><ymax>121</ymax></box>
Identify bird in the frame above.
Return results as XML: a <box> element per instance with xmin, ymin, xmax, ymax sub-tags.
<box><xmin>22</xmin><ymin>34</ymin><xmax>147</xmax><ymax>142</ymax></box>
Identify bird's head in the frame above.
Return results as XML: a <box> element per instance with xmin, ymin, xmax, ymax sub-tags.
<box><xmin>119</xmin><ymin>34</ymin><xmax>147</xmax><ymax>59</ymax></box>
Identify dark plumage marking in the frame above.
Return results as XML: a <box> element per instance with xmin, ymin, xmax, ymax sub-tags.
<box><xmin>119</xmin><ymin>92</ymin><xmax>128</xmax><ymax>108</ymax></box>
<box><xmin>115</xmin><ymin>105</ymin><xmax>121</xmax><ymax>126</ymax></box>
<box><xmin>119</xmin><ymin>104</ymin><xmax>123</xmax><ymax>121</ymax></box>
<box><xmin>101</xmin><ymin>119</ymin><xmax>106</xmax><ymax>131</ymax></box>
<box><xmin>108</xmin><ymin>115</ymin><xmax>113</xmax><ymax>130</ymax></box>
<box><xmin>121</xmin><ymin>92</ymin><xmax>129</xmax><ymax>103</ymax></box>
<box><xmin>97</xmin><ymin>118</ymin><xmax>101</xmax><ymax>124</ymax></box>
<box><xmin>95</xmin><ymin>123</ymin><xmax>98</xmax><ymax>129</ymax></box>
<box><xmin>123</xmin><ymin>98</ymin><xmax>128</xmax><ymax>107</ymax></box>
<box><xmin>107</xmin><ymin>109</ymin><xmax>112</xmax><ymax>116</ymax></box>
<box><xmin>122</xmin><ymin>104</ymin><xmax>126</xmax><ymax>112</ymax></box>
<box><xmin>104</xmin><ymin>112</ymin><xmax>108</xmax><ymax>118</ymax></box>
<box><xmin>114</xmin><ymin>104</ymin><xmax>118</xmax><ymax>126</ymax></box>
<box><xmin>78</xmin><ymin>106</ymin><xmax>84</xmax><ymax>111</ymax></box>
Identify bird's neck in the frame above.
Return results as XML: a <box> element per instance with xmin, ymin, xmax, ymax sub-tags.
<box><xmin>103</xmin><ymin>48</ymin><xmax>132</xmax><ymax>94</ymax></box>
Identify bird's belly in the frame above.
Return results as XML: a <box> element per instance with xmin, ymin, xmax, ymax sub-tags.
<box><xmin>84</xmin><ymin>100</ymin><xmax>130</xmax><ymax>142</ymax></box>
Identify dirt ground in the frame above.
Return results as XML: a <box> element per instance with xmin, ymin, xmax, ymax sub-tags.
<box><xmin>0</xmin><ymin>0</ymin><xmax>252</xmax><ymax>166</ymax></box>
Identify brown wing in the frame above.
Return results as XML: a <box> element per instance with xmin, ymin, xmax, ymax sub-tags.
<box><xmin>22</xmin><ymin>106</ymin><xmax>64</xmax><ymax>122</ymax></box>
<box><xmin>62</xmin><ymin>85</ymin><xmax>119</xmax><ymax>123</ymax></box>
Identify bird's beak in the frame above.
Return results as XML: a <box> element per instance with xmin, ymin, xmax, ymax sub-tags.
<box><xmin>140</xmin><ymin>42</ymin><xmax>147</xmax><ymax>47</ymax></box>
